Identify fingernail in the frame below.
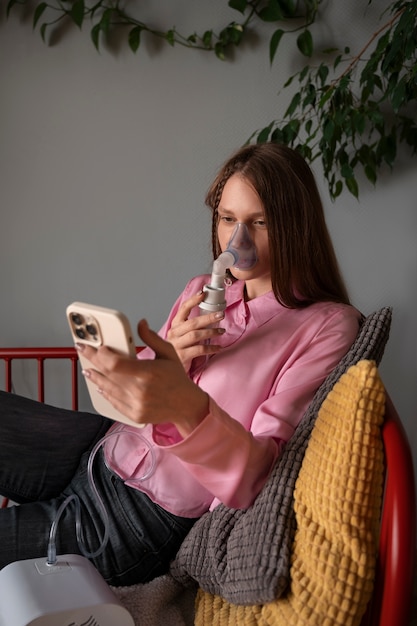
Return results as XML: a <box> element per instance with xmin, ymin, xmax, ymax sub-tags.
<box><xmin>81</xmin><ymin>369</ymin><xmax>91</xmax><ymax>378</ymax></box>
<box><xmin>75</xmin><ymin>343</ymin><xmax>85</xmax><ymax>352</ymax></box>
<box><xmin>215</xmin><ymin>312</ymin><xmax>224</xmax><ymax>319</ymax></box>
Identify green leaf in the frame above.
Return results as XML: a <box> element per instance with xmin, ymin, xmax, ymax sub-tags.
<box><xmin>352</xmin><ymin>111</ymin><xmax>366</xmax><ymax>135</ymax></box>
<box><xmin>345</xmin><ymin>176</ymin><xmax>359</xmax><ymax>198</ymax></box>
<box><xmin>228</xmin><ymin>23</ymin><xmax>244</xmax><ymax>45</ymax></box>
<box><xmin>91</xmin><ymin>23</ymin><xmax>101</xmax><ymax>50</ymax></box>
<box><xmin>259</xmin><ymin>1</ymin><xmax>284</xmax><ymax>22</ymax></box>
<box><xmin>297</xmin><ymin>142</ymin><xmax>312</xmax><ymax>161</ymax></box>
<box><xmin>257</xmin><ymin>125</ymin><xmax>273</xmax><ymax>142</ymax></box>
<box><xmin>302</xmin><ymin>83</ymin><xmax>316</xmax><ymax>108</ymax></box>
<box><xmin>282</xmin><ymin>118</ymin><xmax>300</xmax><ymax>142</ymax></box>
<box><xmin>166</xmin><ymin>29</ymin><xmax>175</xmax><ymax>46</ymax></box>
<box><xmin>214</xmin><ymin>42</ymin><xmax>226</xmax><ymax>60</ymax></box>
<box><xmin>269</xmin><ymin>29</ymin><xmax>284</xmax><ymax>65</ymax></box>
<box><xmin>381</xmin><ymin>38</ymin><xmax>402</xmax><ymax>75</ymax></box>
<box><xmin>40</xmin><ymin>22</ymin><xmax>47</xmax><ymax>43</ymax></box>
<box><xmin>322</xmin><ymin>46</ymin><xmax>339</xmax><ymax>55</ymax></box>
<box><xmin>341</xmin><ymin>163</ymin><xmax>354</xmax><ymax>179</ymax></box>
<box><xmin>129</xmin><ymin>26</ymin><xmax>142</xmax><ymax>53</ymax></box>
<box><xmin>368</xmin><ymin>107</ymin><xmax>384</xmax><ymax>129</ymax></box>
<box><xmin>333</xmin><ymin>54</ymin><xmax>343</xmax><ymax>69</ymax></box>
<box><xmin>317</xmin><ymin>63</ymin><xmax>329</xmax><ymax>86</ymax></box>
<box><xmin>337</xmin><ymin>146</ymin><xmax>348</xmax><ymax>165</ymax></box>
<box><xmin>364</xmin><ymin>164</ymin><xmax>377</xmax><ymax>185</ymax></box>
<box><xmin>358</xmin><ymin>144</ymin><xmax>376</xmax><ymax>169</ymax></box>
<box><xmin>333</xmin><ymin>180</ymin><xmax>343</xmax><ymax>198</ymax></box>
<box><xmin>98</xmin><ymin>9</ymin><xmax>112</xmax><ymax>36</ymax></box>
<box><xmin>297</xmin><ymin>30</ymin><xmax>313</xmax><ymax>57</ymax></box>
<box><xmin>283</xmin><ymin>73</ymin><xmax>296</xmax><ymax>88</ymax></box>
<box><xmin>318</xmin><ymin>84</ymin><xmax>334</xmax><ymax>108</ymax></box>
<box><xmin>278</xmin><ymin>0</ymin><xmax>297</xmax><ymax>17</ymax></box>
<box><xmin>396</xmin><ymin>5</ymin><xmax>414</xmax><ymax>36</ymax></box>
<box><xmin>271</xmin><ymin>127</ymin><xmax>284</xmax><ymax>143</ymax></box>
<box><xmin>338</xmin><ymin>74</ymin><xmax>352</xmax><ymax>93</ymax></box>
<box><xmin>284</xmin><ymin>91</ymin><xmax>301</xmax><ymax>117</ymax></box>
<box><xmin>373</xmin><ymin>31</ymin><xmax>390</xmax><ymax>57</ymax></box>
<box><xmin>387</xmin><ymin>70</ymin><xmax>399</xmax><ymax>95</ymax></box>
<box><xmin>319</xmin><ymin>147</ymin><xmax>329</xmax><ymax>171</ymax></box>
<box><xmin>373</xmin><ymin>74</ymin><xmax>383</xmax><ymax>92</ymax></box>
<box><xmin>70</xmin><ymin>0</ymin><xmax>85</xmax><ymax>29</ymax></box>
<box><xmin>391</xmin><ymin>78</ymin><xmax>406</xmax><ymax>112</ymax></box>
<box><xmin>202</xmin><ymin>30</ymin><xmax>213</xmax><ymax>47</ymax></box>
<box><xmin>33</xmin><ymin>3</ymin><xmax>47</xmax><ymax>29</ymax></box>
<box><xmin>228</xmin><ymin>0</ymin><xmax>247</xmax><ymax>14</ymax></box>
<box><xmin>323</xmin><ymin>118</ymin><xmax>335</xmax><ymax>143</ymax></box>
<box><xmin>383</xmin><ymin>134</ymin><xmax>397</xmax><ymax>165</ymax></box>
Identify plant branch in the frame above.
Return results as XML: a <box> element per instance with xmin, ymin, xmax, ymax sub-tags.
<box><xmin>333</xmin><ymin>6</ymin><xmax>406</xmax><ymax>85</ymax></box>
<box><xmin>5</xmin><ymin>0</ymin><xmax>417</xmax><ymax>200</ymax></box>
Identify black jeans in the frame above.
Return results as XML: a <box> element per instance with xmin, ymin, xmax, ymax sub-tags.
<box><xmin>0</xmin><ymin>391</ymin><xmax>198</xmax><ymax>585</ymax></box>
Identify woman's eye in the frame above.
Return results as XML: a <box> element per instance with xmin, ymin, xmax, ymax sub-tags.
<box><xmin>218</xmin><ymin>215</ymin><xmax>266</xmax><ymax>227</ymax></box>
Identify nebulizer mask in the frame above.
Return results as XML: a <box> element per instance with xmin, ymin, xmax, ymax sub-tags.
<box><xmin>199</xmin><ymin>222</ymin><xmax>257</xmax><ymax>316</ymax></box>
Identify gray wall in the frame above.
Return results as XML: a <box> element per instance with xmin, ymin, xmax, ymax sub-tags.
<box><xmin>1</xmin><ymin>3</ymin><xmax>416</xmax><ymax>484</ymax></box>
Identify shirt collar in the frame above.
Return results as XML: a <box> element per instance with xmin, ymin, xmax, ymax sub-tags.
<box><xmin>225</xmin><ymin>280</ymin><xmax>283</xmax><ymax>327</ymax></box>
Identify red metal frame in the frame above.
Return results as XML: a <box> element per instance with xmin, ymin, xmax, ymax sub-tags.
<box><xmin>360</xmin><ymin>393</ymin><xmax>416</xmax><ymax>626</ymax></box>
<box><xmin>0</xmin><ymin>347</ymin><xmax>80</xmax><ymax>409</ymax></box>
<box><xmin>0</xmin><ymin>348</ymin><xmax>415</xmax><ymax>624</ymax></box>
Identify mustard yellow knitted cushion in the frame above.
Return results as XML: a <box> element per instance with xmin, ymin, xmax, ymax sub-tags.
<box><xmin>194</xmin><ymin>360</ymin><xmax>385</xmax><ymax>626</ymax></box>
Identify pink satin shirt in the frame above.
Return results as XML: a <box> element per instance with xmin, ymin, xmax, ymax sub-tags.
<box><xmin>104</xmin><ymin>276</ymin><xmax>361</xmax><ymax>517</ymax></box>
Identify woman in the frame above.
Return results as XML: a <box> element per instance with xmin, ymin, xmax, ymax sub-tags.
<box><xmin>0</xmin><ymin>143</ymin><xmax>361</xmax><ymax>586</ymax></box>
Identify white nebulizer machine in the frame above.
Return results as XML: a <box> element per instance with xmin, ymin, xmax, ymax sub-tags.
<box><xmin>0</xmin><ymin>553</ymin><xmax>134</xmax><ymax>626</ymax></box>
<box><xmin>199</xmin><ymin>222</ymin><xmax>258</xmax><ymax>317</ymax></box>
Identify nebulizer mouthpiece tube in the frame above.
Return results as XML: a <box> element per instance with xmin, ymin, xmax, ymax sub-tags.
<box><xmin>199</xmin><ymin>223</ymin><xmax>257</xmax><ymax>315</ymax></box>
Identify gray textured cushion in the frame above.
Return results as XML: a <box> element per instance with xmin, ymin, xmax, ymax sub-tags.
<box><xmin>170</xmin><ymin>307</ymin><xmax>392</xmax><ymax>605</ymax></box>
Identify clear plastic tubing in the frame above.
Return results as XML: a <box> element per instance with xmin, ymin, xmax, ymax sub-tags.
<box><xmin>47</xmin><ymin>429</ymin><xmax>156</xmax><ymax>565</ymax></box>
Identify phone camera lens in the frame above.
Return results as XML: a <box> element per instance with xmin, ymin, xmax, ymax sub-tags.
<box><xmin>75</xmin><ymin>328</ymin><xmax>86</xmax><ymax>339</ymax></box>
<box><xmin>71</xmin><ymin>313</ymin><xmax>84</xmax><ymax>326</ymax></box>
<box><xmin>86</xmin><ymin>324</ymin><xmax>98</xmax><ymax>336</ymax></box>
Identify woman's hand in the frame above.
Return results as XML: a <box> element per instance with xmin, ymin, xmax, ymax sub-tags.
<box><xmin>78</xmin><ymin>319</ymin><xmax>209</xmax><ymax>438</ymax></box>
<box><xmin>167</xmin><ymin>290</ymin><xmax>225</xmax><ymax>371</ymax></box>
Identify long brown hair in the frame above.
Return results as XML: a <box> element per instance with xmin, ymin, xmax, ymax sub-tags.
<box><xmin>205</xmin><ymin>143</ymin><xmax>350</xmax><ymax>308</ymax></box>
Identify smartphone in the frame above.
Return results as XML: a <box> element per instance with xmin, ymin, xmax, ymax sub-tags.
<box><xmin>66</xmin><ymin>302</ymin><xmax>144</xmax><ymax>427</ymax></box>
